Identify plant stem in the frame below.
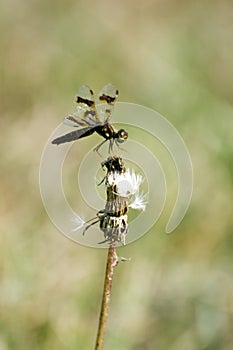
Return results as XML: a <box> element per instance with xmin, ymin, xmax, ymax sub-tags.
<box><xmin>94</xmin><ymin>246</ymin><xmax>116</xmax><ymax>350</ymax></box>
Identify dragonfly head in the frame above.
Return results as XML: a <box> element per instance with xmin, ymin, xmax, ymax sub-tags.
<box><xmin>116</xmin><ymin>129</ymin><xmax>128</xmax><ymax>143</ymax></box>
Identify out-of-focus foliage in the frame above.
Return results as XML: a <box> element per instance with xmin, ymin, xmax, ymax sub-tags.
<box><xmin>1</xmin><ymin>0</ymin><xmax>233</xmax><ymax>349</ymax></box>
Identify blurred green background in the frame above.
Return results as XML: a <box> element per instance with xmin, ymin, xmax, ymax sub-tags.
<box><xmin>1</xmin><ymin>0</ymin><xmax>233</xmax><ymax>349</ymax></box>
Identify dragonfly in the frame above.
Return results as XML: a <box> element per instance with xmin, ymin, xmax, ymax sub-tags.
<box><xmin>51</xmin><ymin>84</ymin><xmax>128</xmax><ymax>153</ymax></box>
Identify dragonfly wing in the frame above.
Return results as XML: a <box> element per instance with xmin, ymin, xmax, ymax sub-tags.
<box><xmin>51</xmin><ymin>126</ymin><xmax>95</xmax><ymax>145</ymax></box>
<box><xmin>98</xmin><ymin>83</ymin><xmax>118</xmax><ymax>123</ymax></box>
<box><xmin>74</xmin><ymin>85</ymin><xmax>100</xmax><ymax>125</ymax></box>
<box><xmin>63</xmin><ymin>115</ymin><xmax>89</xmax><ymax>127</ymax></box>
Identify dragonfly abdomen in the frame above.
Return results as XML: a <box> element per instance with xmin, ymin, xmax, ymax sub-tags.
<box><xmin>52</xmin><ymin>127</ymin><xmax>95</xmax><ymax>145</ymax></box>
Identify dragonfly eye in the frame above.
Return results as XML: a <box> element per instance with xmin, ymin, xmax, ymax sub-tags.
<box><xmin>117</xmin><ymin>129</ymin><xmax>128</xmax><ymax>143</ymax></box>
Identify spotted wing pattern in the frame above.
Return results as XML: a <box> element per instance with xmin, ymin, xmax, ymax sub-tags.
<box><xmin>64</xmin><ymin>84</ymin><xmax>99</xmax><ymax>127</ymax></box>
<box><xmin>52</xmin><ymin>85</ymin><xmax>99</xmax><ymax>145</ymax></box>
<box><xmin>51</xmin><ymin>84</ymin><xmax>119</xmax><ymax>145</ymax></box>
<box><xmin>98</xmin><ymin>83</ymin><xmax>118</xmax><ymax>123</ymax></box>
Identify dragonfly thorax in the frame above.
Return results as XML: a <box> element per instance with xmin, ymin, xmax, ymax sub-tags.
<box><xmin>96</xmin><ymin>124</ymin><xmax>115</xmax><ymax>140</ymax></box>
<box><xmin>96</xmin><ymin>125</ymin><xmax>128</xmax><ymax>144</ymax></box>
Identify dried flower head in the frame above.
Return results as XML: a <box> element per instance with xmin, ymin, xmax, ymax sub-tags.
<box><xmin>73</xmin><ymin>156</ymin><xmax>147</xmax><ymax>246</ymax></box>
<box><xmin>129</xmin><ymin>191</ymin><xmax>147</xmax><ymax>211</ymax></box>
<box><xmin>108</xmin><ymin>169</ymin><xmax>143</xmax><ymax>198</ymax></box>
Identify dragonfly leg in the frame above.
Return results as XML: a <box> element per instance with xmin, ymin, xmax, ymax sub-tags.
<box><xmin>93</xmin><ymin>139</ymin><xmax>108</xmax><ymax>154</ymax></box>
<box><xmin>115</xmin><ymin>139</ymin><xmax>127</xmax><ymax>153</ymax></box>
<box><xmin>108</xmin><ymin>139</ymin><xmax>114</xmax><ymax>154</ymax></box>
